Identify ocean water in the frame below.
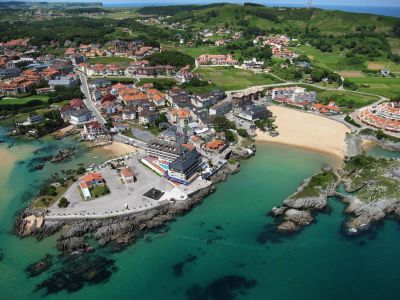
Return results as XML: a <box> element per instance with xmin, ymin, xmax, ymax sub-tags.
<box><xmin>103</xmin><ymin>2</ymin><xmax>400</xmax><ymax>18</ymax></box>
<box><xmin>1</xmin><ymin>127</ymin><xmax>400</xmax><ymax>299</ymax></box>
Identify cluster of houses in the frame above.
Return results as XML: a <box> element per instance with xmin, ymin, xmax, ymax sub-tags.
<box><xmin>253</xmin><ymin>35</ymin><xmax>295</xmax><ymax>59</ymax></box>
<box><xmin>357</xmin><ymin>102</ymin><xmax>400</xmax><ymax>133</ymax></box>
<box><xmin>0</xmin><ymin>39</ymin><xmax>84</xmax><ymax>95</ymax></box>
<box><xmin>198</xmin><ymin>54</ymin><xmax>238</xmax><ymax>66</ymax></box>
<box><xmin>64</xmin><ymin>41</ymin><xmax>159</xmax><ymax>60</ymax></box>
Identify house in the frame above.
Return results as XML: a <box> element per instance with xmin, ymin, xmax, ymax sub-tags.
<box><xmin>27</xmin><ymin>115</ymin><xmax>44</xmax><ymax>125</ymax></box>
<box><xmin>121</xmin><ymin>167</ymin><xmax>135</xmax><ymax>183</ymax></box>
<box><xmin>139</xmin><ymin>109</ymin><xmax>159</xmax><ymax>125</ymax></box>
<box><xmin>159</xmin><ymin>125</ymin><xmax>188</xmax><ymax>144</ymax></box>
<box><xmin>60</xmin><ymin>99</ymin><xmax>85</xmax><ymax>119</ymax></box>
<box><xmin>83</xmin><ymin>121</ymin><xmax>104</xmax><ymax>140</ymax></box>
<box><xmin>198</xmin><ymin>54</ymin><xmax>238</xmax><ymax>66</ymax></box>
<box><xmin>311</xmin><ymin>101</ymin><xmax>341</xmax><ymax>115</ymax></box>
<box><xmin>147</xmin><ymin>89</ymin><xmax>165</xmax><ymax>107</ymax></box>
<box><xmin>0</xmin><ymin>67</ymin><xmax>20</xmax><ymax>79</ymax></box>
<box><xmin>111</xmin><ymin>122</ymin><xmax>129</xmax><ymax>133</ymax></box>
<box><xmin>69</xmin><ymin>107</ymin><xmax>92</xmax><ymax>126</ymax></box>
<box><xmin>209</xmin><ymin>101</ymin><xmax>232</xmax><ymax>116</ymax></box>
<box><xmin>191</xmin><ymin>93</ymin><xmax>218</xmax><ymax>109</ymax></box>
<box><xmin>204</xmin><ymin>139</ymin><xmax>228</xmax><ymax>153</ymax></box>
<box><xmin>168</xmin><ymin>108</ymin><xmax>192</xmax><ymax>127</ymax></box>
<box><xmin>101</xmin><ymin>101</ymin><xmax>117</xmax><ymax>115</ymax></box>
<box><xmin>166</xmin><ymin>88</ymin><xmax>192</xmax><ymax>108</ymax></box>
<box><xmin>79</xmin><ymin>172</ymin><xmax>106</xmax><ymax>199</ymax></box>
<box><xmin>48</xmin><ymin>75</ymin><xmax>79</xmax><ymax>88</ymax></box>
<box><xmin>166</xmin><ymin>149</ymin><xmax>201</xmax><ymax>185</ymax></box>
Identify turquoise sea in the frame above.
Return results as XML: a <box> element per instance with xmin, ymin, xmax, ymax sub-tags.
<box><xmin>1</xmin><ymin>127</ymin><xmax>400</xmax><ymax>299</ymax></box>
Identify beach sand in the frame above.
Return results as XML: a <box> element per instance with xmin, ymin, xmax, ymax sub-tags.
<box><xmin>256</xmin><ymin>106</ymin><xmax>351</xmax><ymax>160</ymax></box>
<box><xmin>100</xmin><ymin>141</ymin><xmax>138</xmax><ymax>157</ymax></box>
<box><xmin>0</xmin><ymin>147</ymin><xmax>16</xmax><ymax>184</ymax></box>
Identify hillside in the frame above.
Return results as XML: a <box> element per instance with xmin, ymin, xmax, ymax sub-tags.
<box><xmin>156</xmin><ymin>4</ymin><xmax>398</xmax><ymax>35</ymax></box>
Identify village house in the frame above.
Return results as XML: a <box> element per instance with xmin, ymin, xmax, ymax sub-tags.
<box><xmin>69</xmin><ymin>107</ymin><xmax>93</xmax><ymax>126</ymax></box>
<box><xmin>168</xmin><ymin>108</ymin><xmax>192</xmax><ymax>127</ymax></box>
<box><xmin>59</xmin><ymin>98</ymin><xmax>85</xmax><ymax>119</ymax></box>
<box><xmin>166</xmin><ymin>88</ymin><xmax>192</xmax><ymax>108</ymax></box>
<box><xmin>204</xmin><ymin>139</ymin><xmax>228</xmax><ymax>154</ymax></box>
<box><xmin>82</xmin><ymin>121</ymin><xmax>104</xmax><ymax>140</ymax></box>
<box><xmin>209</xmin><ymin>101</ymin><xmax>233</xmax><ymax>116</ymax></box>
<box><xmin>138</xmin><ymin>109</ymin><xmax>159</xmax><ymax>125</ymax></box>
<box><xmin>121</xmin><ymin>167</ymin><xmax>135</xmax><ymax>183</ymax></box>
<box><xmin>311</xmin><ymin>101</ymin><xmax>341</xmax><ymax>115</ymax></box>
<box><xmin>198</xmin><ymin>54</ymin><xmax>238</xmax><ymax>66</ymax></box>
<box><xmin>79</xmin><ymin>172</ymin><xmax>106</xmax><ymax>199</ymax></box>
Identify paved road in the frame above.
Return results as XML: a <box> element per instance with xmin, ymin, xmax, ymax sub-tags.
<box><xmin>77</xmin><ymin>70</ymin><xmax>106</xmax><ymax>124</ymax></box>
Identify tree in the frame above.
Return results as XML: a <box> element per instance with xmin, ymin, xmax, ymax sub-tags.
<box><xmin>105</xmin><ymin>117</ymin><xmax>113</xmax><ymax>131</ymax></box>
<box><xmin>237</xmin><ymin>128</ymin><xmax>249</xmax><ymax>138</ymax></box>
<box><xmin>311</xmin><ymin>69</ymin><xmax>324</xmax><ymax>82</ymax></box>
<box><xmin>58</xmin><ymin>197</ymin><xmax>70</xmax><ymax>208</ymax></box>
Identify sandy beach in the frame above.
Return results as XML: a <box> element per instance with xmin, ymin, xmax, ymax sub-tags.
<box><xmin>256</xmin><ymin>106</ymin><xmax>351</xmax><ymax>160</ymax></box>
<box><xmin>0</xmin><ymin>147</ymin><xmax>16</xmax><ymax>185</ymax></box>
<box><xmin>100</xmin><ymin>141</ymin><xmax>138</xmax><ymax>157</ymax></box>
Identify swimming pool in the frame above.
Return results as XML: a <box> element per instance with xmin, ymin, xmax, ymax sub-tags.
<box><xmin>158</xmin><ymin>163</ymin><xmax>169</xmax><ymax>170</ymax></box>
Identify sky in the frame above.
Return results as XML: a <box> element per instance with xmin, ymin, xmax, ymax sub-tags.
<box><xmin>1</xmin><ymin>0</ymin><xmax>400</xmax><ymax>7</ymax></box>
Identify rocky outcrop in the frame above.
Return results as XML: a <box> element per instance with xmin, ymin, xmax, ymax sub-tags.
<box><xmin>270</xmin><ymin>168</ymin><xmax>338</xmax><ymax>233</ymax></box>
<box><xmin>339</xmin><ymin>194</ymin><xmax>400</xmax><ymax>235</ymax></box>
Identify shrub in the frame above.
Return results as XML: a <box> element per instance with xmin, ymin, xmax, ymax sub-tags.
<box><xmin>58</xmin><ymin>197</ymin><xmax>70</xmax><ymax>208</ymax></box>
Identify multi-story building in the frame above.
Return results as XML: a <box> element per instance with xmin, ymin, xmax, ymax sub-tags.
<box><xmin>167</xmin><ymin>149</ymin><xmax>201</xmax><ymax>185</ymax></box>
<box><xmin>271</xmin><ymin>86</ymin><xmax>317</xmax><ymax>108</ymax></box>
<box><xmin>146</xmin><ymin>139</ymin><xmax>188</xmax><ymax>163</ymax></box>
<box><xmin>209</xmin><ymin>101</ymin><xmax>233</xmax><ymax>116</ymax></box>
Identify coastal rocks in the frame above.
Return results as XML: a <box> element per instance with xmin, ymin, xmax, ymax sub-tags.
<box><xmin>25</xmin><ymin>254</ymin><xmax>53</xmax><ymax>278</ymax></box>
<box><xmin>277</xmin><ymin>209</ymin><xmax>313</xmax><ymax>233</ymax></box>
<box><xmin>51</xmin><ymin>147</ymin><xmax>75</xmax><ymax>163</ymax></box>
<box><xmin>35</xmin><ymin>254</ymin><xmax>117</xmax><ymax>295</ymax></box>
<box><xmin>57</xmin><ymin>237</ymin><xmax>92</xmax><ymax>253</ymax></box>
<box><xmin>277</xmin><ymin>221</ymin><xmax>298</xmax><ymax>232</ymax></box>
<box><xmin>341</xmin><ymin>195</ymin><xmax>400</xmax><ymax>235</ymax></box>
<box><xmin>284</xmin><ymin>209</ymin><xmax>313</xmax><ymax>225</ymax></box>
<box><xmin>93</xmin><ymin>222</ymin><xmax>135</xmax><ymax>246</ymax></box>
<box><xmin>211</xmin><ymin>163</ymin><xmax>240</xmax><ymax>184</ymax></box>
<box><xmin>270</xmin><ymin>169</ymin><xmax>338</xmax><ymax>233</ymax></box>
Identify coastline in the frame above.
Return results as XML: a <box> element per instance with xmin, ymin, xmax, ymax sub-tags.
<box><xmin>256</xmin><ymin>105</ymin><xmax>350</xmax><ymax>162</ymax></box>
<box><xmin>95</xmin><ymin>141</ymin><xmax>138</xmax><ymax>157</ymax></box>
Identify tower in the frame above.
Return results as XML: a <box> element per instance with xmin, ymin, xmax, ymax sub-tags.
<box><xmin>307</xmin><ymin>0</ymin><xmax>312</xmax><ymax>8</ymax></box>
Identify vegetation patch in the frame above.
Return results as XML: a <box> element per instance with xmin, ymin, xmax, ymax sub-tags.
<box><xmin>197</xmin><ymin>67</ymin><xmax>281</xmax><ymax>90</ymax></box>
<box><xmin>293</xmin><ymin>171</ymin><xmax>337</xmax><ymax>199</ymax></box>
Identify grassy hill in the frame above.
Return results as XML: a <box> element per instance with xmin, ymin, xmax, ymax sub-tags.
<box><xmin>163</xmin><ymin>4</ymin><xmax>398</xmax><ymax>35</ymax></box>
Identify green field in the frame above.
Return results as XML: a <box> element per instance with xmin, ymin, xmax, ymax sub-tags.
<box><xmin>364</xmin><ymin>61</ymin><xmax>400</xmax><ymax>73</ymax></box>
<box><xmin>196</xmin><ymin>67</ymin><xmax>282</xmax><ymax>90</ymax></box>
<box><xmin>88</xmin><ymin>56</ymin><xmax>134</xmax><ymax>67</ymax></box>
<box><xmin>297</xmin><ymin>45</ymin><xmax>353</xmax><ymax>71</ymax></box>
<box><xmin>0</xmin><ymin>95</ymin><xmax>49</xmax><ymax>105</ymax></box>
<box><xmin>347</xmin><ymin>77</ymin><xmax>400</xmax><ymax>99</ymax></box>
